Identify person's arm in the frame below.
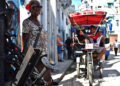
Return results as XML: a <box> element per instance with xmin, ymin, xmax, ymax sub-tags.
<box><xmin>22</xmin><ymin>20</ymin><xmax>30</xmax><ymax>54</ymax></box>
<box><xmin>57</xmin><ymin>37</ymin><xmax>63</xmax><ymax>46</ymax></box>
<box><xmin>101</xmin><ymin>36</ymin><xmax>105</xmax><ymax>43</ymax></box>
<box><xmin>23</xmin><ymin>33</ymin><xmax>30</xmax><ymax>44</ymax></box>
<box><xmin>79</xmin><ymin>37</ymin><xmax>85</xmax><ymax>43</ymax></box>
<box><xmin>98</xmin><ymin>35</ymin><xmax>105</xmax><ymax>47</ymax></box>
<box><xmin>22</xmin><ymin>19</ymin><xmax>31</xmax><ymax>42</ymax></box>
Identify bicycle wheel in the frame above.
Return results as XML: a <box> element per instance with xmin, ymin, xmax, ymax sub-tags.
<box><xmin>88</xmin><ymin>63</ymin><xmax>93</xmax><ymax>86</ymax></box>
<box><xmin>87</xmin><ymin>53</ymin><xmax>93</xmax><ymax>86</ymax></box>
<box><xmin>99</xmin><ymin>62</ymin><xmax>103</xmax><ymax>78</ymax></box>
<box><xmin>76</xmin><ymin>57</ymin><xmax>80</xmax><ymax>78</ymax></box>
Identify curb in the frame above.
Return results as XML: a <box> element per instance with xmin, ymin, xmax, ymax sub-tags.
<box><xmin>57</xmin><ymin>61</ymin><xmax>73</xmax><ymax>83</ymax></box>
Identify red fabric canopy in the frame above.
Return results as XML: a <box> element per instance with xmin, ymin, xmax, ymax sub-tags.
<box><xmin>69</xmin><ymin>10</ymin><xmax>107</xmax><ymax>26</ymax></box>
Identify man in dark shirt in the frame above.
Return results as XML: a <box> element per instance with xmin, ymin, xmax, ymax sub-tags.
<box><xmin>71</xmin><ymin>29</ymin><xmax>86</xmax><ymax>49</ymax></box>
<box><xmin>70</xmin><ymin>29</ymin><xmax>86</xmax><ymax>62</ymax></box>
<box><xmin>65</xmin><ymin>37</ymin><xmax>72</xmax><ymax>59</ymax></box>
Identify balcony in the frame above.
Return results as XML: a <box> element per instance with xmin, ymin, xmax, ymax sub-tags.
<box><xmin>59</xmin><ymin>0</ymin><xmax>72</xmax><ymax>9</ymax></box>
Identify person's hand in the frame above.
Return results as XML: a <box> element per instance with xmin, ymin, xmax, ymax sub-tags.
<box><xmin>61</xmin><ymin>48</ymin><xmax>64</xmax><ymax>51</ymax></box>
<box><xmin>101</xmin><ymin>36</ymin><xmax>105</xmax><ymax>42</ymax></box>
<box><xmin>70</xmin><ymin>43</ymin><xmax>75</xmax><ymax>47</ymax></box>
<box><xmin>80</xmin><ymin>31</ymin><xmax>84</xmax><ymax>35</ymax></box>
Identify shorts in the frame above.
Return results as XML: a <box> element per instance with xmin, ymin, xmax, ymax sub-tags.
<box><xmin>105</xmin><ymin>50</ymin><xmax>110</xmax><ymax>56</ymax></box>
<box><xmin>57</xmin><ymin>45</ymin><xmax>62</xmax><ymax>54</ymax></box>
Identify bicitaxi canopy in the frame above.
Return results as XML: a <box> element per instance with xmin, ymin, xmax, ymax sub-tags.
<box><xmin>69</xmin><ymin>10</ymin><xmax>107</xmax><ymax>26</ymax></box>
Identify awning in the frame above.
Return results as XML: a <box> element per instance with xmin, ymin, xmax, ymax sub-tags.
<box><xmin>69</xmin><ymin>10</ymin><xmax>107</xmax><ymax>26</ymax></box>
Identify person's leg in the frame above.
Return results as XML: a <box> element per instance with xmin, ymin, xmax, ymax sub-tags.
<box><xmin>114</xmin><ymin>48</ymin><xmax>116</xmax><ymax>55</ymax></box>
<box><xmin>58</xmin><ymin>54</ymin><xmax>60</xmax><ymax>60</ymax></box>
<box><xmin>97</xmin><ymin>48</ymin><xmax>106</xmax><ymax>60</ymax></box>
<box><xmin>68</xmin><ymin>50</ymin><xmax>71</xmax><ymax>59</ymax></box>
<box><xmin>105</xmin><ymin>56</ymin><xmax>108</xmax><ymax>60</ymax></box>
<box><xmin>60</xmin><ymin>52</ymin><xmax>64</xmax><ymax>61</ymax></box>
<box><xmin>116</xmin><ymin>48</ymin><xmax>118</xmax><ymax>55</ymax></box>
<box><xmin>105</xmin><ymin>50</ymin><xmax>110</xmax><ymax>60</ymax></box>
<box><xmin>57</xmin><ymin>46</ymin><xmax>61</xmax><ymax>60</ymax></box>
<box><xmin>114</xmin><ymin>48</ymin><xmax>118</xmax><ymax>56</ymax></box>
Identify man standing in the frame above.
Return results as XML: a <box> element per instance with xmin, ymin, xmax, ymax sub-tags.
<box><xmin>113</xmin><ymin>39</ymin><xmax>118</xmax><ymax>56</ymax></box>
<box><xmin>57</xmin><ymin>35</ymin><xmax>64</xmax><ymax>61</ymax></box>
<box><xmin>65</xmin><ymin>37</ymin><xmax>72</xmax><ymax>59</ymax></box>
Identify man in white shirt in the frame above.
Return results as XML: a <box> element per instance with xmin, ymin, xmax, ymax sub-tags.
<box><xmin>113</xmin><ymin>40</ymin><xmax>118</xmax><ymax>56</ymax></box>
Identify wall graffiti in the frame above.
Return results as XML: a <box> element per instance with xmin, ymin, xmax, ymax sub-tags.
<box><xmin>7</xmin><ymin>0</ymin><xmax>20</xmax><ymax>45</ymax></box>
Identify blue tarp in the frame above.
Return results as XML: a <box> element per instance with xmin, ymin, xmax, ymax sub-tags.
<box><xmin>107</xmin><ymin>20</ymin><xmax>112</xmax><ymax>31</ymax></box>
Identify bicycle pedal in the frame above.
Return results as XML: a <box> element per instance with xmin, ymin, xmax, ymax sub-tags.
<box><xmin>78</xmin><ymin>75</ymin><xmax>84</xmax><ymax>78</ymax></box>
<box><xmin>77</xmin><ymin>75</ymin><xmax>81</xmax><ymax>78</ymax></box>
<box><xmin>85</xmin><ymin>77</ymin><xmax>89</xmax><ymax>80</ymax></box>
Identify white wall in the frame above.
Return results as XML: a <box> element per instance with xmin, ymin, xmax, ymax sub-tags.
<box><xmin>41</xmin><ymin>0</ymin><xmax>47</xmax><ymax>32</ymax></box>
<box><xmin>48</xmin><ymin>0</ymin><xmax>58</xmax><ymax>62</ymax></box>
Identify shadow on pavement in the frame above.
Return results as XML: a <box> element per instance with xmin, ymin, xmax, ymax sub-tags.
<box><xmin>94</xmin><ymin>53</ymin><xmax>120</xmax><ymax>86</ymax></box>
<box><xmin>103</xmin><ymin>69</ymin><xmax>120</xmax><ymax>77</ymax></box>
<box><xmin>103</xmin><ymin>53</ymin><xmax>120</xmax><ymax>77</ymax></box>
<box><xmin>94</xmin><ymin>69</ymin><xmax>120</xmax><ymax>86</ymax></box>
<box><xmin>103</xmin><ymin>53</ymin><xmax>120</xmax><ymax>68</ymax></box>
<box><xmin>59</xmin><ymin>76</ymin><xmax>84</xmax><ymax>86</ymax></box>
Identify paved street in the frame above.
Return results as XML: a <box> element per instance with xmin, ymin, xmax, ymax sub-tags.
<box><xmin>58</xmin><ymin>51</ymin><xmax>120</xmax><ymax>86</ymax></box>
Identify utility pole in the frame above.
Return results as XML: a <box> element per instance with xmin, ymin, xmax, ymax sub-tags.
<box><xmin>119</xmin><ymin>0</ymin><xmax>120</xmax><ymax>14</ymax></box>
<box><xmin>119</xmin><ymin>0</ymin><xmax>120</xmax><ymax>7</ymax></box>
<box><xmin>0</xmin><ymin>0</ymin><xmax>6</xmax><ymax>85</ymax></box>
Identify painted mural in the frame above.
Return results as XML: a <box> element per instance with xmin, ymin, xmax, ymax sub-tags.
<box><xmin>7</xmin><ymin>0</ymin><xmax>29</xmax><ymax>51</ymax></box>
<box><xmin>7</xmin><ymin>0</ymin><xmax>20</xmax><ymax>45</ymax></box>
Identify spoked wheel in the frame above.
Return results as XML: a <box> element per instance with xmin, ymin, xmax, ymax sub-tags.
<box><xmin>76</xmin><ymin>57</ymin><xmax>80</xmax><ymax>78</ymax></box>
<box><xmin>88</xmin><ymin>63</ymin><xmax>93</xmax><ymax>86</ymax></box>
<box><xmin>76</xmin><ymin>63</ymin><xmax>80</xmax><ymax>78</ymax></box>
<box><xmin>87</xmin><ymin>53</ymin><xmax>93</xmax><ymax>86</ymax></box>
<box><xmin>84</xmin><ymin>55</ymin><xmax>87</xmax><ymax>78</ymax></box>
<box><xmin>99</xmin><ymin>62</ymin><xmax>103</xmax><ymax>78</ymax></box>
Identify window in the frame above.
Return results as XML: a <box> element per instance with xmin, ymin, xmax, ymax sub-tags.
<box><xmin>115</xmin><ymin>7</ymin><xmax>118</xmax><ymax>13</ymax></box>
<box><xmin>108</xmin><ymin>15</ymin><xmax>114</xmax><ymax>20</ymax></box>
<box><xmin>116</xmin><ymin>20</ymin><xmax>119</xmax><ymax>26</ymax></box>
<box><xmin>108</xmin><ymin>3</ymin><xmax>114</xmax><ymax>8</ymax></box>
<box><xmin>98</xmin><ymin>6</ymin><xmax>102</xmax><ymax>8</ymax></box>
<box><xmin>91</xmin><ymin>6</ymin><xmax>93</xmax><ymax>10</ymax></box>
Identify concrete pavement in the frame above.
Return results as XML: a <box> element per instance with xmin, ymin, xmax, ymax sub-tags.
<box><xmin>58</xmin><ymin>51</ymin><xmax>120</xmax><ymax>86</ymax></box>
<box><xmin>51</xmin><ymin>59</ymin><xmax>73</xmax><ymax>83</ymax></box>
